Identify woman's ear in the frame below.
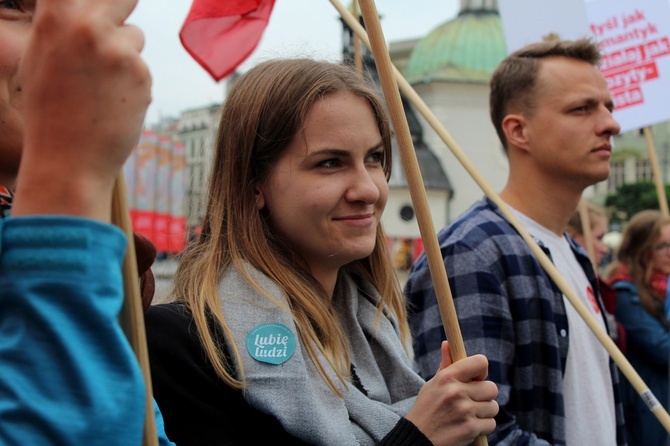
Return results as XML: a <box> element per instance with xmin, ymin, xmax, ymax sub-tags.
<box><xmin>255</xmin><ymin>184</ymin><xmax>266</xmax><ymax>210</ymax></box>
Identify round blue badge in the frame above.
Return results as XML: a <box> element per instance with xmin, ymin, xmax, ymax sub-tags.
<box><xmin>246</xmin><ymin>323</ymin><xmax>296</xmax><ymax>365</ymax></box>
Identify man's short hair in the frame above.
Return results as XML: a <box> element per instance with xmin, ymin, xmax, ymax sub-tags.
<box><xmin>489</xmin><ymin>37</ymin><xmax>602</xmax><ymax>151</ymax></box>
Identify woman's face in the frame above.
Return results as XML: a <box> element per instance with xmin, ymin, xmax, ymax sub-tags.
<box><xmin>590</xmin><ymin>215</ymin><xmax>610</xmax><ymax>266</ymax></box>
<box><xmin>256</xmin><ymin>92</ymin><xmax>388</xmax><ymax>289</ymax></box>
<box><xmin>651</xmin><ymin>223</ymin><xmax>670</xmax><ymax>275</ymax></box>
<box><xmin>572</xmin><ymin>214</ymin><xmax>609</xmax><ymax>267</ymax></box>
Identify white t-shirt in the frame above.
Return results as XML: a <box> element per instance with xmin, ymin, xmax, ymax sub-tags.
<box><xmin>512</xmin><ymin>209</ymin><xmax>616</xmax><ymax>446</ymax></box>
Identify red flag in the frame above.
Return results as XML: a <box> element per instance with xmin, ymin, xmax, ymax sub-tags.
<box><xmin>179</xmin><ymin>0</ymin><xmax>276</xmax><ymax>82</ymax></box>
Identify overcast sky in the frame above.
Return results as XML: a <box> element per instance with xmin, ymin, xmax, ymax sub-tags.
<box><xmin>128</xmin><ymin>1</ymin><xmax>460</xmax><ymax>126</ymax></box>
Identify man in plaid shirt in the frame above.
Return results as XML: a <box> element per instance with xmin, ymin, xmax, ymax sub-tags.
<box><xmin>405</xmin><ymin>38</ymin><xmax>627</xmax><ymax>445</ymax></box>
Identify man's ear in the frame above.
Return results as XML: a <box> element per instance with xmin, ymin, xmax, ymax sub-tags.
<box><xmin>502</xmin><ymin>114</ymin><xmax>530</xmax><ymax>153</ymax></box>
<box><xmin>255</xmin><ymin>184</ymin><xmax>266</xmax><ymax>210</ymax></box>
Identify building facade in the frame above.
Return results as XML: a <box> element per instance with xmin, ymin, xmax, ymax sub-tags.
<box><xmin>151</xmin><ymin>0</ymin><xmax>670</xmax><ymax>257</ymax></box>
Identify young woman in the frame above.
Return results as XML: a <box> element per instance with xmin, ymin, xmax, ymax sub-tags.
<box><xmin>146</xmin><ymin>58</ymin><xmax>498</xmax><ymax>445</ymax></box>
<box><xmin>567</xmin><ymin>201</ymin><xmax>626</xmax><ymax>352</ymax></box>
<box><xmin>566</xmin><ymin>201</ymin><xmax>611</xmax><ymax>269</ymax></box>
<box><xmin>605</xmin><ymin>209</ymin><xmax>670</xmax><ymax>446</ymax></box>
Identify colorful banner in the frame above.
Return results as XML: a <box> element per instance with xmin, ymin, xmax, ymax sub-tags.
<box><xmin>154</xmin><ymin>136</ymin><xmax>172</xmax><ymax>252</ymax></box>
<box><xmin>124</xmin><ymin>130</ymin><xmax>187</xmax><ymax>254</ymax></box>
<box><xmin>131</xmin><ymin>130</ymin><xmax>158</xmax><ymax>243</ymax></box>
<box><xmin>122</xmin><ymin>141</ymin><xmax>138</xmax><ymax>211</ymax></box>
<box><xmin>168</xmin><ymin>142</ymin><xmax>187</xmax><ymax>252</ymax></box>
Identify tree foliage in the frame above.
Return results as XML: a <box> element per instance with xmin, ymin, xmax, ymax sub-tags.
<box><xmin>604</xmin><ymin>181</ymin><xmax>670</xmax><ymax>224</ymax></box>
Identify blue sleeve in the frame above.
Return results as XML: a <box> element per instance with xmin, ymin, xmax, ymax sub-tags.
<box><xmin>154</xmin><ymin>398</ymin><xmax>176</xmax><ymax>446</ymax></box>
<box><xmin>614</xmin><ymin>282</ymin><xmax>670</xmax><ymax>368</ymax></box>
<box><xmin>0</xmin><ymin>216</ymin><xmax>146</xmax><ymax>445</ymax></box>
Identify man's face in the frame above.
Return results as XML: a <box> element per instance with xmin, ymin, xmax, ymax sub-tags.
<box><xmin>521</xmin><ymin>56</ymin><xmax>620</xmax><ymax>189</ymax></box>
<box><xmin>0</xmin><ymin>1</ymin><xmax>34</xmax><ymax>187</ymax></box>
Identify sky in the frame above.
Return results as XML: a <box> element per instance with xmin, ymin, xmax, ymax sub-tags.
<box><xmin>128</xmin><ymin>1</ymin><xmax>460</xmax><ymax>126</ymax></box>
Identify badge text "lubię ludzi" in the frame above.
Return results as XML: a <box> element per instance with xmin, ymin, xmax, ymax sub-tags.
<box><xmin>253</xmin><ymin>333</ymin><xmax>289</xmax><ymax>358</ymax></box>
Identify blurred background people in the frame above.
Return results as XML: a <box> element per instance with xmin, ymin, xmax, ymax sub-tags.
<box><xmin>567</xmin><ymin>201</ymin><xmax>626</xmax><ymax>352</ymax></box>
<box><xmin>605</xmin><ymin>209</ymin><xmax>670</xmax><ymax>446</ymax></box>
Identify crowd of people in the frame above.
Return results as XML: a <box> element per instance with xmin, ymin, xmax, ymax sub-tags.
<box><xmin>2</xmin><ymin>1</ymin><xmax>670</xmax><ymax>445</ymax></box>
<box><xmin>605</xmin><ymin>210</ymin><xmax>670</xmax><ymax>446</ymax></box>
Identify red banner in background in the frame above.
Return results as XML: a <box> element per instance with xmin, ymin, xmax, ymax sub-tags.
<box><xmin>167</xmin><ymin>141</ymin><xmax>187</xmax><ymax>253</ymax></box>
<box><xmin>125</xmin><ymin>130</ymin><xmax>187</xmax><ymax>254</ymax></box>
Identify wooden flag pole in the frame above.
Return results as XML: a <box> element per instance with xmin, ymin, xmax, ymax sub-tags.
<box><xmin>356</xmin><ymin>1</ymin><xmax>484</xmax><ymax>444</ymax></box>
<box><xmin>111</xmin><ymin>173</ymin><xmax>158</xmax><ymax>446</ymax></box>
<box><xmin>355</xmin><ymin>0</ymin><xmax>465</xmax><ymax>361</ymax></box>
<box><xmin>330</xmin><ymin>0</ymin><xmax>670</xmax><ymax>433</ymax></box>
<box><xmin>644</xmin><ymin>126</ymin><xmax>669</xmax><ymax>216</ymax></box>
<box><xmin>352</xmin><ymin>0</ymin><xmax>363</xmax><ymax>76</ymax></box>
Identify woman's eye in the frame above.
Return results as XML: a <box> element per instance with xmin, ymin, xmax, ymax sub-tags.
<box><xmin>0</xmin><ymin>0</ymin><xmax>33</xmax><ymax>17</ymax></box>
<box><xmin>319</xmin><ymin>158</ymin><xmax>340</xmax><ymax>169</ymax></box>
<box><xmin>0</xmin><ymin>1</ymin><xmax>22</xmax><ymax>11</ymax></box>
<box><xmin>367</xmin><ymin>151</ymin><xmax>384</xmax><ymax>164</ymax></box>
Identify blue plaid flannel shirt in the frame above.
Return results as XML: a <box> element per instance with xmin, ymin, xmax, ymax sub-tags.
<box><xmin>404</xmin><ymin>197</ymin><xmax>627</xmax><ymax>446</ymax></box>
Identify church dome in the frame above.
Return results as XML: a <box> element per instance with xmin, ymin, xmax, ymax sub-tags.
<box><xmin>406</xmin><ymin>1</ymin><xmax>506</xmax><ymax>84</ymax></box>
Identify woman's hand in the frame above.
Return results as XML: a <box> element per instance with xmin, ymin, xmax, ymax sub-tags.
<box><xmin>406</xmin><ymin>341</ymin><xmax>499</xmax><ymax>446</ymax></box>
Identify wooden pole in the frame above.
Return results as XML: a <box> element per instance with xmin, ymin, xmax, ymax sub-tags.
<box><xmin>355</xmin><ymin>0</ymin><xmax>465</xmax><ymax>362</ymax></box>
<box><xmin>644</xmin><ymin>126</ymin><xmax>669</xmax><ymax>216</ymax></box>
<box><xmin>111</xmin><ymin>173</ymin><xmax>158</xmax><ymax>446</ymax></box>
<box><xmin>352</xmin><ymin>0</ymin><xmax>363</xmax><ymax>76</ymax></box>
<box><xmin>329</xmin><ymin>0</ymin><xmax>670</xmax><ymax>433</ymax></box>
<box><xmin>356</xmin><ymin>1</ymin><xmax>485</xmax><ymax>444</ymax></box>
<box><xmin>578</xmin><ymin>198</ymin><xmax>597</xmax><ymax>268</ymax></box>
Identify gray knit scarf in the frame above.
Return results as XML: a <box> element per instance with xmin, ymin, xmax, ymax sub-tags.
<box><xmin>217</xmin><ymin>264</ymin><xmax>424</xmax><ymax>445</ymax></box>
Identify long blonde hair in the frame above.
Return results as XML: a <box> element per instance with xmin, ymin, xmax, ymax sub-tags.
<box><xmin>566</xmin><ymin>201</ymin><xmax>607</xmax><ymax>238</ymax></box>
<box><xmin>172</xmin><ymin>59</ymin><xmax>409</xmax><ymax>394</ymax></box>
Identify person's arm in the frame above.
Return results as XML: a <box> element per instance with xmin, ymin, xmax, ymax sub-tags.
<box><xmin>614</xmin><ymin>283</ymin><xmax>670</xmax><ymax>367</ymax></box>
<box><xmin>379</xmin><ymin>417</ymin><xmax>433</xmax><ymax>446</ymax></box>
<box><xmin>406</xmin><ymin>236</ymin><xmax>554</xmax><ymax>446</ymax></box>
<box><xmin>0</xmin><ymin>217</ymin><xmax>145</xmax><ymax>444</ymax></box>
<box><xmin>451</xmin><ymin>241</ymin><xmax>559</xmax><ymax>446</ymax></box>
<box><xmin>0</xmin><ymin>0</ymin><xmax>152</xmax><ymax>443</ymax></box>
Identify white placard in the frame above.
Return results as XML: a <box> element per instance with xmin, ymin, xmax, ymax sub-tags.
<box><xmin>499</xmin><ymin>0</ymin><xmax>670</xmax><ymax>133</ymax></box>
<box><xmin>588</xmin><ymin>0</ymin><xmax>670</xmax><ymax>132</ymax></box>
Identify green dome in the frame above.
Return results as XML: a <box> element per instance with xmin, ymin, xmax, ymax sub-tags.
<box><xmin>406</xmin><ymin>10</ymin><xmax>506</xmax><ymax>84</ymax></box>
